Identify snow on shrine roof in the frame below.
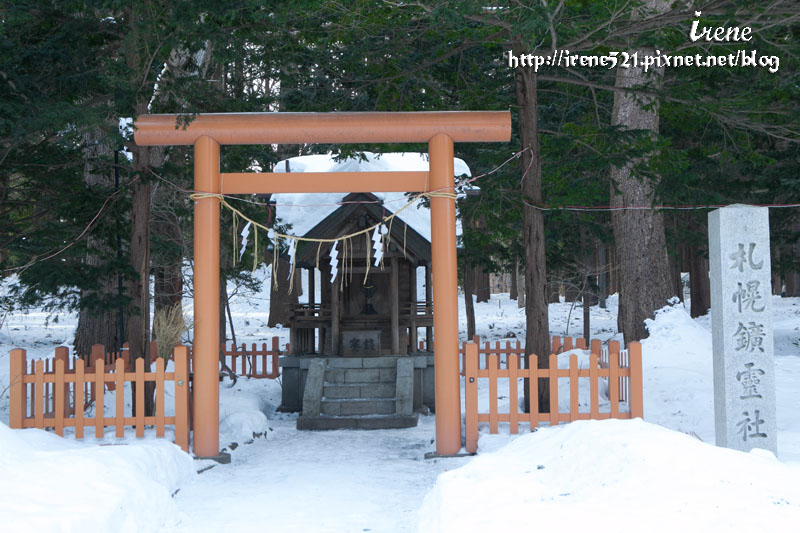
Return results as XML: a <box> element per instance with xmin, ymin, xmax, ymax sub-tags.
<box><xmin>272</xmin><ymin>152</ymin><xmax>471</xmax><ymax>242</ymax></box>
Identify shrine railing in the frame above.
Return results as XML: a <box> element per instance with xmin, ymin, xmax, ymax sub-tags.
<box><xmin>292</xmin><ymin>303</ymin><xmax>331</xmax><ymax>319</ymax></box>
<box><xmin>399</xmin><ymin>301</ymin><xmax>433</xmax><ymax>317</ymax></box>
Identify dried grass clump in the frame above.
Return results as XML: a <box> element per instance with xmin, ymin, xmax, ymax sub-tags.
<box><xmin>153</xmin><ymin>303</ymin><xmax>188</xmax><ymax>361</ymax></box>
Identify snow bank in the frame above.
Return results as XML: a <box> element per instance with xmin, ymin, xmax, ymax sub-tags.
<box><xmin>640</xmin><ymin>301</ymin><xmax>716</xmax><ymax>442</ymax></box>
<box><xmin>418</xmin><ymin>419</ymin><xmax>800</xmax><ymax>532</ymax></box>
<box><xmin>218</xmin><ymin>377</ymin><xmax>280</xmax><ymax>445</ymax></box>
<box><xmin>0</xmin><ymin>423</ymin><xmax>195</xmax><ymax>532</ymax></box>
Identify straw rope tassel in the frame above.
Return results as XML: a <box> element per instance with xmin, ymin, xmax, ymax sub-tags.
<box><xmin>187</xmin><ymin>190</ymin><xmax>457</xmax><ymax>294</ymax></box>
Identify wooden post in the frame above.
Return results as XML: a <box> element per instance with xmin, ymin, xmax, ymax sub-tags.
<box><xmin>425</xmin><ymin>262</ymin><xmax>433</xmax><ymax>351</ymax></box>
<box><xmin>429</xmin><ymin>132</ymin><xmax>461</xmax><ymax>455</ymax></box>
<box><xmin>308</xmin><ymin>267</ymin><xmax>317</xmax><ymax>353</ymax></box>
<box><xmin>629</xmin><ymin>341</ymin><xmax>644</xmax><ymax>419</ymax></box>
<box><xmin>590</xmin><ymin>353</ymin><xmax>599</xmax><ymax>418</ymax></box>
<box><xmin>193</xmin><ymin>135</ymin><xmax>221</xmax><ymax>458</ymax></box>
<box><xmin>9</xmin><ymin>349</ymin><xmax>26</xmax><ymax>428</ymax></box>
<box><xmin>54</xmin><ymin>347</ymin><xmax>71</xmax><ymax>416</ymax></box>
<box><xmin>156</xmin><ymin>357</ymin><xmax>165</xmax><ymax>437</ymax></box>
<box><xmin>465</xmin><ymin>343</ymin><xmax>479</xmax><ymax>453</ymax></box>
<box><xmin>528</xmin><ymin>357</ymin><xmax>539</xmax><ymax>431</ymax></box>
<box><xmin>135</xmin><ymin>358</ymin><xmax>145</xmax><ymax>437</ymax></box>
<box><xmin>549</xmin><ymin>353</ymin><xmax>559</xmax><ymax>426</ymax></box>
<box><xmin>331</xmin><ymin>272</ymin><xmax>340</xmax><ymax>355</ymax></box>
<box><xmin>488</xmin><ymin>354</ymin><xmax>498</xmax><ymax>433</ymax></box>
<box><xmin>34</xmin><ymin>360</ymin><xmax>44</xmax><ymax>429</ymax></box>
<box><xmin>508</xmin><ymin>354</ymin><xmax>519</xmax><ymax>434</ymax></box>
<box><xmin>115</xmin><ymin>358</ymin><xmax>125</xmax><ymax>438</ymax></box>
<box><xmin>569</xmin><ymin>354</ymin><xmax>579</xmax><ymax>421</ymax></box>
<box><xmin>55</xmin><ymin>357</ymin><xmax>65</xmax><ymax>436</ymax></box>
<box><xmin>391</xmin><ymin>256</ymin><xmax>400</xmax><ymax>354</ymax></box>
<box><xmin>75</xmin><ymin>359</ymin><xmax>85</xmax><ymax>439</ymax></box>
<box><xmin>271</xmin><ymin>337</ymin><xmax>280</xmax><ymax>378</ymax></box>
<box><xmin>308</xmin><ymin>267</ymin><xmax>315</xmax><ymax>306</ymax></box>
<box><xmin>409</xmin><ymin>263</ymin><xmax>417</xmax><ymax>353</ymax></box>
<box><xmin>609</xmin><ymin>340</ymin><xmax>620</xmax><ymax>418</ymax></box>
<box><xmin>174</xmin><ymin>346</ymin><xmax>190</xmax><ymax>452</ymax></box>
<box><xmin>95</xmin><ymin>358</ymin><xmax>105</xmax><ymax>439</ymax></box>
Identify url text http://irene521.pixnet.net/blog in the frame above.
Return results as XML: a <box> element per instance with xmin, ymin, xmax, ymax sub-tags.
<box><xmin>507</xmin><ymin>11</ymin><xmax>780</xmax><ymax>74</ymax></box>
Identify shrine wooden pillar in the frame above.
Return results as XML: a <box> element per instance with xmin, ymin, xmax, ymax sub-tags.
<box><xmin>409</xmin><ymin>263</ymin><xmax>417</xmax><ymax>353</ymax></box>
<box><xmin>429</xmin><ymin>133</ymin><xmax>460</xmax><ymax>455</ymax></box>
<box><xmin>425</xmin><ymin>262</ymin><xmax>433</xmax><ymax>351</ymax></box>
<box><xmin>331</xmin><ymin>273</ymin><xmax>340</xmax><ymax>355</ymax></box>
<box><xmin>307</xmin><ymin>267</ymin><xmax>317</xmax><ymax>353</ymax></box>
<box><xmin>391</xmin><ymin>256</ymin><xmax>400</xmax><ymax>353</ymax></box>
<box><xmin>193</xmin><ymin>136</ymin><xmax>221</xmax><ymax>459</ymax></box>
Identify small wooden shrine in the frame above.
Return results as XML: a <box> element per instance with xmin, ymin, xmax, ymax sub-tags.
<box><xmin>279</xmin><ymin>192</ymin><xmax>439</xmax><ymax>424</ymax></box>
<box><xmin>269</xmin><ymin>151</ymin><xmax>476</xmax><ymax>428</ymax></box>
<box><xmin>289</xmin><ymin>192</ymin><xmax>433</xmax><ymax>357</ymax></box>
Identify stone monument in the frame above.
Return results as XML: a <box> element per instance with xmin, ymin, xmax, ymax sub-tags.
<box><xmin>708</xmin><ymin>205</ymin><xmax>776</xmax><ymax>454</ymax></box>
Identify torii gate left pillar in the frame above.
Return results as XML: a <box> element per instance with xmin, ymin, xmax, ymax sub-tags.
<box><xmin>135</xmin><ymin>112</ymin><xmax>510</xmax><ymax>458</ymax></box>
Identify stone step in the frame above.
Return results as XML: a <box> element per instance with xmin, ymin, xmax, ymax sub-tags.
<box><xmin>297</xmin><ymin>414</ymin><xmax>419</xmax><ymax>430</ymax></box>
<box><xmin>324</xmin><ymin>368</ymin><xmax>397</xmax><ymax>384</ymax></box>
<box><xmin>323</xmin><ymin>382</ymin><xmax>396</xmax><ymax>399</ymax></box>
<box><xmin>320</xmin><ymin>398</ymin><xmax>396</xmax><ymax>416</ymax></box>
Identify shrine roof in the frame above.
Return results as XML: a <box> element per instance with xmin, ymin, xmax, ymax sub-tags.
<box><xmin>271</xmin><ymin>152</ymin><xmax>472</xmax><ymax>242</ymax></box>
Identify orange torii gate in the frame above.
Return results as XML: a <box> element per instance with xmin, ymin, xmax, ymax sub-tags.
<box><xmin>134</xmin><ymin>111</ymin><xmax>511</xmax><ymax>458</ymax></box>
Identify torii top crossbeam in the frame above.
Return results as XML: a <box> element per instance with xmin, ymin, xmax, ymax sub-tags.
<box><xmin>134</xmin><ymin>111</ymin><xmax>511</xmax><ymax>459</ymax></box>
<box><xmin>135</xmin><ymin>111</ymin><xmax>510</xmax><ymax>145</ymax></box>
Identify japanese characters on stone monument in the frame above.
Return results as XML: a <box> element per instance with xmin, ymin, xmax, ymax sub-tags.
<box><xmin>708</xmin><ymin>205</ymin><xmax>776</xmax><ymax>454</ymax></box>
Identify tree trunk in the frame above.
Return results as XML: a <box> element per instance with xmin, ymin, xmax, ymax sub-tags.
<box><xmin>464</xmin><ymin>262</ymin><xmax>476</xmax><ymax>340</ymax></box>
<box><xmin>547</xmin><ymin>281</ymin><xmax>560</xmax><ymax>303</ymax></box>
<box><xmin>609</xmin><ymin>0</ymin><xmax>674</xmax><ymax>345</ymax></box>
<box><xmin>127</xmin><ymin>140</ymin><xmax>155</xmax><ymax>416</ymax></box>
<box><xmin>669</xmin><ymin>249</ymin><xmax>683</xmax><ymax>302</ymax></box>
<box><xmin>126</xmin><ymin>167</ymin><xmax>152</xmax><ymax>355</ymax></box>
<box><xmin>689</xmin><ymin>242</ymin><xmax>711</xmax><ymax>318</ymax></box>
<box><xmin>788</xmin><ymin>220</ymin><xmax>800</xmax><ymax>296</ymax></box>
<box><xmin>74</xmin><ymin>126</ymin><xmax>121</xmax><ymax>356</ymax></box>
<box><xmin>581</xmin><ymin>228</ymin><xmax>595</xmax><ymax>341</ymax></box>
<box><xmin>564</xmin><ymin>283</ymin><xmax>580</xmax><ymax>303</ymax></box>
<box><xmin>608</xmin><ymin>245</ymin><xmax>619</xmax><ymax>296</ymax></box>
<box><xmin>151</xmin><ymin>183</ymin><xmax>184</xmax><ymax>329</ymax></box>
<box><xmin>510</xmin><ymin>262</ymin><xmax>518</xmax><ymax>300</ymax></box>
<box><xmin>772</xmin><ymin>245</ymin><xmax>782</xmax><ymax>295</ymax></box>
<box><xmin>474</xmin><ymin>267</ymin><xmax>490</xmax><ymax>302</ymax></box>
<box><xmin>597</xmin><ymin>244</ymin><xmax>608</xmax><ymax>309</ymax></box>
<box><xmin>515</xmin><ymin>40</ymin><xmax>550</xmax><ymax>411</ymax></box>
<box><xmin>153</xmin><ymin>266</ymin><xmax>182</xmax><ymax>314</ymax></box>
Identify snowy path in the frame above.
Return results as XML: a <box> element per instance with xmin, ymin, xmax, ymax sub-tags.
<box><xmin>170</xmin><ymin>416</ymin><xmax>468</xmax><ymax>533</ymax></box>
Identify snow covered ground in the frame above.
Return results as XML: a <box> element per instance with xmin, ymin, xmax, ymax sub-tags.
<box><xmin>1</xmin><ymin>271</ymin><xmax>799</xmax><ymax>531</ymax></box>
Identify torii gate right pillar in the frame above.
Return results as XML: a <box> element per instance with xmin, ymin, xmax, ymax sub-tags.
<box><xmin>429</xmin><ymin>133</ymin><xmax>461</xmax><ymax>455</ymax></box>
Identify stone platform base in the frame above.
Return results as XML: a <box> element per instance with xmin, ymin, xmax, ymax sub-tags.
<box><xmin>297</xmin><ymin>414</ymin><xmax>419</xmax><ymax>430</ymax></box>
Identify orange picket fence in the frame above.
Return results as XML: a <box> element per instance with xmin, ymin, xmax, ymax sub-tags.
<box><xmin>458</xmin><ymin>335</ymin><xmax>588</xmax><ymax>376</ymax></box>
<box><xmin>222</xmin><ymin>338</ymin><xmax>281</xmax><ymax>379</ymax></box>
<box><xmin>464</xmin><ymin>338</ymin><xmax>643</xmax><ymax>453</ymax></box>
<box><xmin>9</xmin><ymin>345</ymin><xmax>191</xmax><ymax>452</ymax></box>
